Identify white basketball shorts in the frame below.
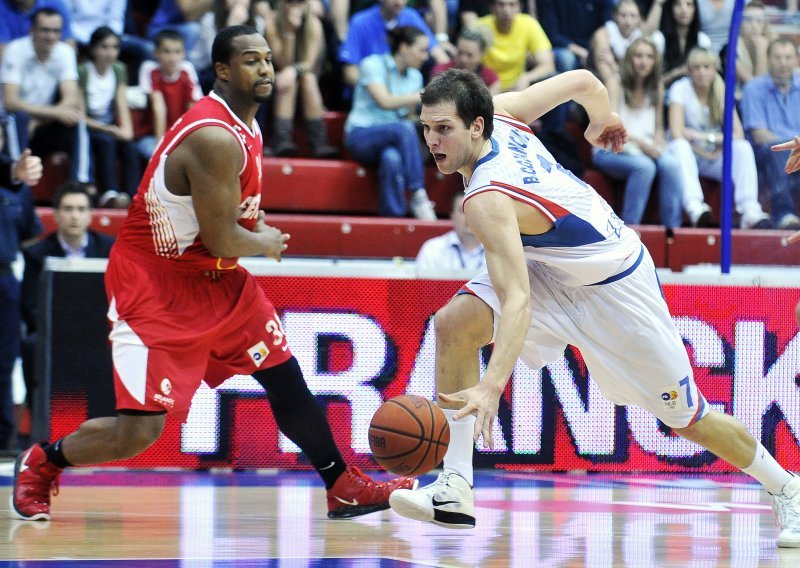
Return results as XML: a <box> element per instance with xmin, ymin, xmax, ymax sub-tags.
<box><xmin>463</xmin><ymin>246</ymin><xmax>709</xmax><ymax>428</ymax></box>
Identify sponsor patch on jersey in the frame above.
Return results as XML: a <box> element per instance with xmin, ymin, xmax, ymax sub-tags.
<box><xmin>659</xmin><ymin>389</ymin><xmax>679</xmax><ymax>411</ymax></box>
<box><xmin>247</xmin><ymin>341</ymin><xmax>270</xmax><ymax>367</ymax></box>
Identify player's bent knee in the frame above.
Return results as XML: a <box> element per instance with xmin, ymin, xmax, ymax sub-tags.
<box><xmin>434</xmin><ymin>294</ymin><xmax>493</xmax><ymax>347</ymax></box>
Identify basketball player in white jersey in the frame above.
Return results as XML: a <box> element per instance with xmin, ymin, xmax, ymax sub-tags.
<box><xmin>388</xmin><ymin>68</ymin><xmax>800</xmax><ymax>547</ymax></box>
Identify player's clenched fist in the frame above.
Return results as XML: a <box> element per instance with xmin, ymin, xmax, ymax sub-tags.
<box><xmin>255</xmin><ymin>211</ymin><xmax>290</xmax><ymax>261</ymax></box>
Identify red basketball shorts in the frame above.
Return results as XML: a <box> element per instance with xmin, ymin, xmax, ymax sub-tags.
<box><xmin>104</xmin><ymin>246</ymin><xmax>292</xmax><ymax>422</ymax></box>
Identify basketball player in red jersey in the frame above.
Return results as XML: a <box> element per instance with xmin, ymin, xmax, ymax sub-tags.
<box><xmin>11</xmin><ymin>25</ymin><xmax>415</xmax><ymax>522</ymax></box>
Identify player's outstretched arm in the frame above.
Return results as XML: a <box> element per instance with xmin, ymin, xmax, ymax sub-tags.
<box><xmin>176</xmin><ymin>126</ymin><xmax>289</xmax><ymax>259</ymax></box>
<box><xmin>771</xmin><ymin>135</ymin><xmax>800</xmax><ymax>174</ymax></box>
<box><xmin>441</xmin><ymin>192</ymin><xmax>531</xmax><ymax>448</ymax></box>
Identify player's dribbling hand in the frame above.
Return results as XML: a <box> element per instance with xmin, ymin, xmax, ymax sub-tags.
<box><xmin>585</xmin><ymin>112</ymin><xmax>627</xmax><ymax>154</ymax></box>
<box><xmin>771</xmin><ymin>136</ymin><xmax>800</xmax><ymax>174</ymax></box>
<box><xmin>439</xmin><ymin>382</ymin><xmax>502</xmax><ymax>449</ymax></box>
<box><xmin>256</xmin><ymin>211</ymin><xmax>290</xmax><ymax>261</ymax></box>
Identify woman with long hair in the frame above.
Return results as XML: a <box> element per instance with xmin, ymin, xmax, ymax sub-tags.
<box><xmin>344</xmin><ymin>26</ymin><xmax>436</xmax><ymax>220</ymax></box>
<box><xmin>591</xmin><ymin>0</ymin><xmax>665</xmax><ymax>88</ymax></box>
<box><xmin>667</xmin><ymin>47</ymin><xmax>770</xmax><ymax>229</ymax></box>
<box><xmin>592</xmin><ymin>37</ymin><xmax>682</xmax><ymax>227</ymax></box>
<box><xmin>659</xmin><ymin>0</ymin><xmax>711</xmax><ymax>88</ymax></box>
<box><xmin>264</xmin><ymin>0</ymin><xmax>339</xmax><ymax>158</ymax></box>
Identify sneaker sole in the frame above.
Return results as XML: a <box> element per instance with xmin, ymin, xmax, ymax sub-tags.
<box><xmin>777</xmin><ymin>535</ymin><xmax>800</xmax><ymax>548</ymax></box>
<box><xmin>327</xmin><ymin>502</ymin><xmax>390</xmax><ymax>519</ymax></box>
<box><xmin>389</xmin><ymin>492</ymin><xmax>475</xmax><ymax>529</ymax></box>
<box><xmin>10</xmin><ymin>453</ymin><xmax>51</xmax><ymax>522</ymax></box>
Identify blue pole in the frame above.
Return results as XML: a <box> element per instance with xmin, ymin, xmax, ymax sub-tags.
<box><xmin>721</xmin><ymin>0</ymin><xmax>745</xmax><ymax>274</ymax></box>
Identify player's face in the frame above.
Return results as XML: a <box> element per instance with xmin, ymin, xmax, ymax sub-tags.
<box><xmin>55</xmin><ymin>193</ymin><xmax>92</xmax><ymax>240</ymax></box>
<box><xmin>226</xmin><ymin>34</ymin><xmax>275</xmax><ymax>103</ymax></box>
<box><xmin>421</xmin><ymin>101</ymin><xmax>483</xmax><ymax>175</ymax></box>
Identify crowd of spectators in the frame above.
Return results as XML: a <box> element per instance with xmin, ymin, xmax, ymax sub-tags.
<box><xmin>0</xmin><ymin>0</ymin><xmax>798</xmax><ymax>227</ymax></box>
<box><xmin>0</xmin><ymin>0</ymin><xmax>799</xmax><ymax>452</ymax></box>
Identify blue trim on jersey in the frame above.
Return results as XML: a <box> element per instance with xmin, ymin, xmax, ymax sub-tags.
<box><xmin>474</xmin><ymin>138</ymin><xmax>500</xmax><ymax>169</ymax></box>
<box><xmin>587</xmin><ymin>245</ymin><xmax>645</xmax><ymax>286</ymax></box>
<box><xmin>520</xmin><ymin>214</ymin><xmax>607</xmax><ymax>248</ymax></box>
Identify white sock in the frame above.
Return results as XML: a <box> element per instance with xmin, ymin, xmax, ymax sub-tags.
<box><xmin>742</xmin><ymin>442</ymin><xmax>794</xmax><ymax>494</ymax></box>
<box><xmin>441</xmin><ymin>409</ymin><xmax>475</xmax><ymax>486</ymax></box>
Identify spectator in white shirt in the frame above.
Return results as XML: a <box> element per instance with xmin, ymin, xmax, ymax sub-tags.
<box><xmin>416</xmin><ymin>192</ymin><xmax>485</xmax><ymax>271</ymax></box>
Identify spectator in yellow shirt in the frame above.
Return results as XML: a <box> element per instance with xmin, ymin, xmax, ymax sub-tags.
<box><xmin>474</xmin><ymin>0</ymin><xmax>555</xmax><ymax>93</ymax></box>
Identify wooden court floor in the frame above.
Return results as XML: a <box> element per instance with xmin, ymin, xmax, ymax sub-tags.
<box><xmin>2</xmin><ymin>466</ymin><xmax>800</xmax><ymax>567</ymax></box>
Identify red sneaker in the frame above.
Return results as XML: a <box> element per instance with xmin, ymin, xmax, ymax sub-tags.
<box><xmin>10</xmin><ymin>444</ymin><xmax>63</xmax><ymax>521</ymax></box>
<box><xmin>327</xmin><ymin>466</ymin><xmax>417</xmax><ymax>519</ymax></box>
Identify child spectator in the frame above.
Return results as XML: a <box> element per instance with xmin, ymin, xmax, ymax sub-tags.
<box><xmin>264</xmin><ymin>0</ymin><xmax>339</xmax><ymax>158</ymax></box>
<box><xmin>135</xmin><ymin>29</ymin><xmax>202</xmax><ymax>160</ymax></box>
<box><xmin>78</xmin><ymin>26</ymin><xmax>140</xmax><ymax>208</ymax></box>
<box><xmin>430</xmin><ymin>28</ymin><xmax>501</xmax><ymax>95</ymax></box>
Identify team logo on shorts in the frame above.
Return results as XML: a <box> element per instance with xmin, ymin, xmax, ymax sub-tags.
<box><xmin>160</xmin><ymin>378</ymin><xmax>172</xmax><ymax>395</ymax></box>
<box><xmin>247</xmin><ymin>341</ymin><xmax>270</xmax><ymax>367</ymax></box>
<box><xmin>661</xmin><ymin>390</ymin><xmax>679</xmax><ymax>410</ymax></box>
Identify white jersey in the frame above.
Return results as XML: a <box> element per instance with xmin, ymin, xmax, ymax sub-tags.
<box><xmin>464</xmin><ymin>115</ymin><xmax>642</xmax><ymax>286</ymax></box>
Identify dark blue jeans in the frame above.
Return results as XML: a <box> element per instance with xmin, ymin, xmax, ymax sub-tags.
<box><xmin>753</xmin><ymin>143</ymin><xmax>800</xmax><ymax>223</ymax></box>
<box><xmin>593</xmin><ymin>148</ymin><xmax>683</xmax><ymax>228</ymax></box>
<box><xmin>0</xmin><ymin>272</ymin><xmax>20</xmax><ymax>448</ymax></box>
<box><xmin>345</xmin><ymin>121</ymin><xmax>425</xmax><ymax>217</ymax></box>
<box><xmin>89</xmin><ymin>130</ymin><xmax>142</xmax><ymax>197</ymax></box>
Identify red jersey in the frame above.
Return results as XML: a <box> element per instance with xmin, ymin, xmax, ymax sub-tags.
<box><xmin>117</xmin><ymin>91</ymin><xmax>264</xmax><ymax>271</ymax></box>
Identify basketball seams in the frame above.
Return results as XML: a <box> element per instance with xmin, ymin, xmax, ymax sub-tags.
<box><xmin>369</xmin><ymin>394</ymin><xmax>450</xmax><ymax>475</ymax></box>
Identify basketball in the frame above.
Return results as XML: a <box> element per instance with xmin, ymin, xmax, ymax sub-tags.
<box><xmin>368</xmin><ymin>395</ymin><xmax>450</xmax><ymax>476</ymax></box>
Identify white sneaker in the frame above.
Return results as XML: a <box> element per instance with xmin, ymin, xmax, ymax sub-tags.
<box><xmin>687</xmin><ymin>201</ymin><xmax>713</xmax><ymax>227</ymax></box>
<box><xmin>771</xmin><ymin>475</ymin><xmax>800</xmax><ymax>547</ymax></box>
<box><xmin>740</xmin><ymin>208</ymin><xmax>772</xmax><ymax>230</ymax></box>
<box><xmin>409</xmin><ymin>190</ymin><xmax>437</xmax><ymax>221</ymax></box>
<box><xmin>778</xmin><ymin>213</ymin><xmax>800</xmax><ymax>230</ymax></box>
<box><xmin>389</xmin><ymin>470</ymin><xmax>475</xmax><ymax>528</ymax></box>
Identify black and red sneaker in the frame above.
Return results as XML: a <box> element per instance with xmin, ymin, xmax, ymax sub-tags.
<box><xmin>326</xmin><ymin>466</ymin><xmax>417</xmax><ymax>519</ymax></box>
<box><xmin>10</xmin><ymin>444</ymin><xmax>63</xmax><ymax>521</ymax></box>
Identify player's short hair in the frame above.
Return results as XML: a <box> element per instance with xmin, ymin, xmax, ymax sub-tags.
<box><xmin>53</xmin><ymin>181</ymin><xmax>93</xmax><ymax>209</ymax></box>
<box><xmin>153</xmin><ymin>29</ymin><xmax>186</xmax><ymax>49</ymax></box>
<box><xmin>212</xmin><ymin>25</ymin><xmax>260</xmax><ymax>66</ymax></box>
<box><xmin>421</xmin><ymin>68</ymin><xmax>494</xmax><ymax>139</ymax></box>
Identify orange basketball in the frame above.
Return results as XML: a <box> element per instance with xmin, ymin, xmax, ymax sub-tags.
<box><xmin>368</xmin><ymin>395</ymin><xmax>450</xmax><ymax>476</ymax></box>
